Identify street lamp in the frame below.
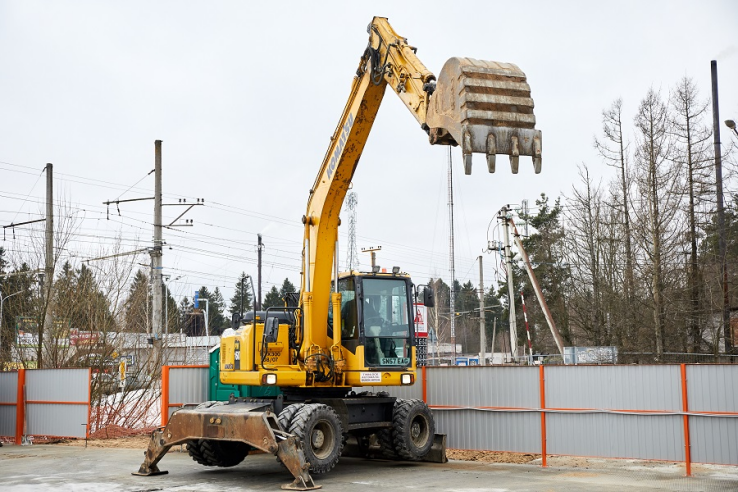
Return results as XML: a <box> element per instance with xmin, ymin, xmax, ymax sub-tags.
<box><xmin>0</xmin><ymin>288</ymin><xmax>22</xmax><ymax>343</ymax></box>
<box><xmin>726</xmin><ymin>120</ymin><xmax>738</xmax><ymax>137</ymax></box>
<box><xmin>162</xmin><ymin>276</ymin><xmax>182</xmax><ymax>336</ymax></box>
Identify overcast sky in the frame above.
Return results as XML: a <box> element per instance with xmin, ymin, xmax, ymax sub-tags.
<box><xmin>1</xmin><ymin>1</ymin><xmax>737</xmax><ymax>310</ymax></box>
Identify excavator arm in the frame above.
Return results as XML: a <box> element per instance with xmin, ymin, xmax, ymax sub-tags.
<box><xmin>298</xmin><ymin>16</ymin><xmax>542</xmax><ymax>367</ymax></box>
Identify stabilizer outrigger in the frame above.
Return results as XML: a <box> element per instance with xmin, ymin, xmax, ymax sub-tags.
<box><xmin>133</xmin><ymin>401</ymin><xmax>320</xmax><ymax>491</ymax></box>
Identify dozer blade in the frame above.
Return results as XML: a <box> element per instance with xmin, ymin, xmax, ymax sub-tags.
<box><xmin>426</xmin><ymin>57</ymin><xmax>542</xmax><ymax>175</ymax></box>
<box><xmin>133</xmin><ymin>401</ymin><xmax>320</xmax><ymax>491</ymax></box>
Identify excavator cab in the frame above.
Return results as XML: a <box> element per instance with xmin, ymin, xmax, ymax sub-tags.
<box><xmin>333</xmin><ymin>274</ymin><xmax>415</xmax><ymax>368</ymax></box>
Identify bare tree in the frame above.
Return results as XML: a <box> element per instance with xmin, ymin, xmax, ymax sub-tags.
<box><xmin>564</xmin><ymin>165</ymin><xmax>607</xmax><ymax>345</ymax></box>
<box><xmin>595</xmin><ymin>99</ymin><xmax>635</xmax><ymax>346</ymax></box>
<box><xmin>632</xmin><ymin>88</ymin><xmax>683</xmax><ymax>357</ymax></box>
<box><xmin>670</xmin><ymin>77</ymin><xmax>713</xmax><ymax>353</ymax></box>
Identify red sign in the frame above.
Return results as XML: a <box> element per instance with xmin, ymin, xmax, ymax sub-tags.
<box><xmin>70</xmin><ymin>329</ymin><xmax>100</xmax><ymax>346</ymax></box>
<box><xmin>413</xmin><ymin>304</ymin><xmax>428</xmax><ymax>338</ymax></box>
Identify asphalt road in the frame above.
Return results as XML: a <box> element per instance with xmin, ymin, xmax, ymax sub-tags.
<box><xmin>1</xmin><ymin>444</ymin><xmax>737</xmax><ymax>492</ymax></box>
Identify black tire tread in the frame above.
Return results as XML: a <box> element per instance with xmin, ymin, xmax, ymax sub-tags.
<box><xmin>377</xmin><ymin>428</ymin><xmax>399</xmax><ymax>459</ymax></box>
<box><xmin>288</xmin><ymin>403</ymin><xmax>344</xmax><ymax>474</ymax></box>
<box><xmin>186</xmin><ymin>439</ymin><xmax>249</xmax><ymax>467</ymax></box>
<box><xmin>391</xmin><ymin>398</ymin><xmax>435</xmax><ymax>461</ymax></box>
<box><xmin>278</xmin><ymin>403</ymin><xmax>306</xmax><ymax>431</ymax></box>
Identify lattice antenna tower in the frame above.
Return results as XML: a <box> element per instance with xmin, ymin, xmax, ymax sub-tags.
<box><xmin>345</xmin><ymin>191</ymin><xmax>360</xmax><ymax>271</ymax></box>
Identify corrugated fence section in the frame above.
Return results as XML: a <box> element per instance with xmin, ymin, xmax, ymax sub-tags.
<box><xmin>686</xmin><ymin>365</ymin><xmax>738</xmax><ymax>466</ymax></box>
<box><xmin>0</xmin><ymin>368</ymin><xmax>90</xmax><ymax>443</ymax></box>
<box><xmin>25</xmin><ymin>369</ymin><xmax>91</xmax><ymax>439</ymax></box>
<box><xmin>0</xmin><ymin>371</ymin><xmax>18</xmax><ymax>439</ymax></box>
<box><xmin>429</xmin><ymin>366</ymin><xmax>541</xmax><ymax>454</ymax></box>
<box><xmin>156</xmin><ymin>363</ymin><xmax>737</xmax><ymax>473</ymax></box>
<box><xmin>544</xmin><ymin>365</ymin><xmax>684</xmax><ymax>461</ymax></box>
<box><xmin>161</xmin><ymin>365</ymin><xmax>208</xmax><ymax>425</ymax></box>
<box><xmin>424</xmin><ymin>364</ymin><xmax>738</xmax><ymax>473</ymax></box>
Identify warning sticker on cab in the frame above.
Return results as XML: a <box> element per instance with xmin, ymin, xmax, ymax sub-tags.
<box><xmin>360</xmin><ymin>372</ymin><xmax>382</xmax><ymax>383</ymax></box>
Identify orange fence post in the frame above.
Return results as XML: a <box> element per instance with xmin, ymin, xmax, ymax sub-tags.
<box><xmin>161</xmin><ymin>365</ymin><xmax>170</xmax><ymax>427</ymax></box>
<box><xmin>86</xmin><ymin>368</ymin><xmax>91</xmax><ymax>439</ymax></box>
<box><xmin>15</xmin><ymin>368</ymin><xmax>25</xmax><ymax>445</ymax></box>
<box><xmin>539</xmin><ymin>365</ymin><xmax>547</xmax><ymax>467</ymax></box>
<box><xmin>680</xmin><ymin>364</ymin><xmax>691</xmax><ymax>477</ymax></box>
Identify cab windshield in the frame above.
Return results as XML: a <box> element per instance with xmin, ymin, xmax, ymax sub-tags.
<box><xmin>361</xmin><ymin>278</ymin><xmax>412</xmax><ymax>367</ymax></box>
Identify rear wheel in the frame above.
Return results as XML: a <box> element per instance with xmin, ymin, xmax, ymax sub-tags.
<box><xmin>391</xmin><ymin>398</ymin><xmax>435</xmax><ymax>460</ymax></box>
<box><xmin>289</xmin><ymin>403</ymin><xmax>343</xmax><ymax>474</ymax></box>
<box><xmin>186</xmin><ymin>439</ymin><xmax>249</xmax><ymax>467</ymax></box>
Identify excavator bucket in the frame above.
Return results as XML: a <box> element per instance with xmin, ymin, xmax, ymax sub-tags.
<box><xmin>426</xmin><ymin>57</ymin><xmax>542</xmax><ymax>175</ymax></box>
<box><xmin>133</xmin><ymin>401</ymin><xmax>320</xmax><ymax>491</ymax></box>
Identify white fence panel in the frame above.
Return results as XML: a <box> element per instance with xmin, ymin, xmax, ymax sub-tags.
<box><xmin>25</xmin><ymin>368</ymin><xmax>90</xmax><ymax>439</ymax></box>
<box><xmin>0</xmin><ymin>372</ymin><xmax>18</xmax><ymax>438</ymax></box>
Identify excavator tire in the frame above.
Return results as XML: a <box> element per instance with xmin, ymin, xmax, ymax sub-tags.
<box><xmin>391</xmin><ymin>398</ymin><xmax>435</xmax><ymax>461</ymax></box>
<box><xmin>276</xmin><ymin>403</ymin><xmax>306</xmax><ymax>466</ymax></box>
<box><xmin>377</xmin><ymin>429</ymin><xmax>399</xmax><ymax>459</ymax></box>
<box><xmin>278</xmin><ymin>403</ymin><xmax>306</xmax><ymax>431</ymax></box>
<box><xmin>185</xmin><ymin>439</ymin><xmax>250</xmax><ymax>467</ymax></box>
<box><xmin>288</xmin><ymin>403</ymin><xmax>344</xmax><ymax>474</ymax></box>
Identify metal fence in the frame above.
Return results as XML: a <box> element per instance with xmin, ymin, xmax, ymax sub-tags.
<box><xmin>161</xmin><ymin>365</ymin><xmax>209</xmax><ymax>425</ymax></box>
<box><xmin>157</xmin><ymin>363</ymin><xmax>737</xmax><ymax>474</ymax></box>
<box><xmin>0</xmin><ymin>368</ymin><xmax>91</xmax><ymax>443</ymax></box>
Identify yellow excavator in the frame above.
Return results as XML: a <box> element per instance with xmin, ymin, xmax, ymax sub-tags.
<box><xmin>134</xmin><ymin>16</ymin><xmax>541</xmax><ymax>490</ymax></box>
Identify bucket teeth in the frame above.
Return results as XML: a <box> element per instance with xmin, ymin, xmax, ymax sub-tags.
<box><xmin>463</xmin><ymin>129</ymin><xmax>473</xmax><ymax>175</ymax></box>
<box><xmin>426</xmin><ymin>57</ymin><xmax>542</xmax><ymax>174</ymax></box>
<box><xmin>486</xmin><ymin>133</ymin><xmax>497</xmax><ymax>173</ymax></box>
<box><xmin>532</xmin><ymin>135</ymin><xmax>542</xmax><ymax>174</ymax></box>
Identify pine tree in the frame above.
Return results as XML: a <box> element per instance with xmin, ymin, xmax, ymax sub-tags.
<box><xmin>264</xmin><ymin>286</ymin><xmax>282</xmax><ymax>308</ymax></box>
<box><xmin>125</xmin><ymin>269</ymin><xmax>150</xmax><ymax>333</ymax></box>
<box><xmin>229</xmin><ymin>272</ymin><xmax>252</xmax><ymax>316</ymax></box>
<box><xmin>279</xmin><ymin>278</ymin><xmax>297</xmax><ymax>298</ymax></box>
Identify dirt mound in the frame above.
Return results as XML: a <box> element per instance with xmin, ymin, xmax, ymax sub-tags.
<box><xmin>446</xmin><ymin>449</ymin><xmax>540</xmax><ymax>464</ymax></box>
<box><xmin>88</xmin><ymin>424</ymin><xmax>155</xmax><ymax>440</ymax></box>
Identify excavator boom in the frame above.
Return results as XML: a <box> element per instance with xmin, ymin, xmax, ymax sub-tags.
<box><xmin>300</xmin><ymin>16</ymin><xmax>542</xmax><ymax>362</ymax></box>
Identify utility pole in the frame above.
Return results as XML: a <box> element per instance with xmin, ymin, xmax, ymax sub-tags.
<box><xmin>151</xmin><ymin>141</ymin><xmax>163</xmax><ymax>364</ymax></box>
<box><xmin>40</xmin><ymin>163</ymin><xmax>54</xmax><ymax>369</ymax></box>
<box><xmin>711</xmin><ymin>60</ymin><xmax>732</xmax><ymax>355</ymax></box>
<box><xmin>499</xmin><ymin>206</ymin><xmax>518</xmax><ymax>361</ymax></box>
<box><xmin>257</xmin><ymin>234</ymin><xmax>264</xmax><ymax>310</ymax></box>
<box><xmin>510</xmin><ymin>218</ymin><xmax>565</xmax><ymax>357</ymax></box>
<box><xmin>478</xmin><ymin>255</ymin><xmax>486</xmax><ymax>365</ymax></box>
<box><xmin>99</xmin><ymin>140</ymin><xmax>202</xmax><ymax>363</ymax></box>
<box><xmin>448</xmin><ymin>148</ymin><xmax>457</xmax><ymax>363</ymax></box>
<box><xmin>490</xmin><ymin>317</ymin><xmax>497</xmax><ymax>364</ymax></box>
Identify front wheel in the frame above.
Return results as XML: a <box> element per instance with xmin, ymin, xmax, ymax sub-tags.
<box><xmin>288</xmin><ymin>403</ymin><xmax>344</xmax><ymax>474</ymax></box>
<box><xmin>391</xmin><ymin>398</ymin><xmax>435</xmax><ymax>460</ymax></box>
<box><xmin>186</xmin><ymin>439</ymin><xmax>249</xmax><ymax>467</ymax></box>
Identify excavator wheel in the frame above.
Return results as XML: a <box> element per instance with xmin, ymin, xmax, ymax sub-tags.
<box><xmin>276</xmin><ymin>403</ymin><xmax>306</xmax><ymax>466</ymax></box>
<box><xmin>391</xmin><ymin>399</ymin><xmax>435</xmax><ymax>461</ymax></box>
<box><xmin>289</xmin><ymin>403</ymin><xmax>344</xmax><ymax>474</ymax></box>
<box><xmin>278</xmin><ymin>403</ymin><xmax>306</xmax><ymax>431</ymax></box>
<box><xmin>377</xmin><ymin>429</ymin><xmax>399</xmax><ymax>459</ymax></box>
<box><xmin>186</xmin><ymin>439</ymin><xmax>250</xmax><ymax>467</ymax></box>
